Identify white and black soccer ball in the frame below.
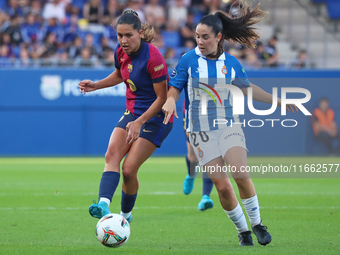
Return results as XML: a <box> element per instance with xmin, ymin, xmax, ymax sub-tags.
<box><xmin>96</xmin><ymin>213</ymin><xmax>130</xmax><ymax>248</ymax></box>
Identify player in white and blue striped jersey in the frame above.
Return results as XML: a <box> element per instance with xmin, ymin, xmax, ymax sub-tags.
<box><xmin>162</xmin><ymin>3</ymin><xmax>295</xmax><ymax>247</ymax></box>
<box><xmin>171</xmin><ymin>46</ymin><xmax>249</xmax><ymax>133</ymax></box>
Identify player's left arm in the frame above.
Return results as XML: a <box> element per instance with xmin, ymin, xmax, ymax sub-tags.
<box><xmin>241</xmin><ymin>83</ymin><xmax>298</xmax><ymax>113</ymax></box>
<box><xmin>232</xmin><ymin>58</ymin><xmax>297</xmax><ymax>113</ymax></box>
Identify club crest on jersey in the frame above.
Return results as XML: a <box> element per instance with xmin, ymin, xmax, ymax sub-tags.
<box><xmin>221</xmin><ymin>66</ymin><xmax>228</xmax><ymax>75</ymax></box>
<box><xmin>198</xmin><ymin>147</ymin><xmax>204</xmax><ymax>158</ymax></box>
<box><xmin>127</xmin><ymin>64</ymin><xmax>133</xmax><ymax>73</ymax></box>
<box><xmin>127</xmin><ymin>79</ymin><xmax>137</xmax><ymax>92</ymax></box>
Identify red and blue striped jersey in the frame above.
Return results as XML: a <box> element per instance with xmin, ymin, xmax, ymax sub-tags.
<box><xmin>114</xmin><ymin>41</ymin><xmax>172</xmax><ymax>123</ymax></box>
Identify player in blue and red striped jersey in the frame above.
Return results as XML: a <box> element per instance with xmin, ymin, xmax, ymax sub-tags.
<box><xmin>79</xmin><ymin>10</ymin><xmax>173</xmax><ymax>223</ymax></box>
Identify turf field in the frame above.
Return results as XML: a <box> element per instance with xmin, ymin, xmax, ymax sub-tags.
<box><xmin>0</xmin><ymin>157</ymin><xmax>339</xmax><ymax>255</ymax></box>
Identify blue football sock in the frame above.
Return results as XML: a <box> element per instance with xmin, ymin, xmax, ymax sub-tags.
<box><xmin>202</xmin><ymin>171</ymin><xmax>213</xmax><ymax>196</ymax></box>
<box><xmin>98</xmin><ymin>171</ymin><xmax>120</xmax><ymax>202</ymax></box>
<box><xmin>121</xmin><ymin>191</ymin><xmax>137</xmax><ymax>213</ymax></box>
<box><xmin>186</xmin><ymin>155</ymin><xmax>198</xmax><ymax>177</ymax></box>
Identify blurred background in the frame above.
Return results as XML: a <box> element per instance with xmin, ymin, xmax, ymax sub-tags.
<box><xmin>0</xmin><ymin>0</ymin><xmax>340</xmax><ymax>157</ymax></box>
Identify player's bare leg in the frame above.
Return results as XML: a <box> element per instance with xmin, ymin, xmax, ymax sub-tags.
<box><xmin>225</xmin><ymin>147</ymin><xmax>255</xmax><ymax>199</ymax></box>
<box><xmin>105</xmin><ymin>127</ymin><xmax>132</xmax><ymax>173</ymax></box>
<box><xmin>225</xmin><ymin>147</ymin><xmax>272</xmax><ymax>246</ymax></box>
<box><xmin>120</xmin><ymin>137</ymin><xmax>157</xmax><ymax>223</ymax></box>
<box><xmin>89</xmin><ymin>127</ymin><xmax>131</xmax><ymax>218</ymax></box>
<box><xmin>187</xmin><ymin>141</ymin><xmax>198</xmax><ymax>163</ymax></box>
<box><xmin>206</xmin><ymin>157</ymin><xmax>253</xmax><ymax>246</ymax></box>
<box><xmin>206</xmin><ymin>157</ymin><xmax>238</xmax><ymax>210</ymax></box>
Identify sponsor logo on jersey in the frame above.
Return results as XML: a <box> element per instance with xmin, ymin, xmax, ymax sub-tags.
<box><xmin>197</xmin><ymin>82</ymin><xmax>223</xmax><ymax>107</ymax></box>
<box><xmin>127</xmin><ymin>64</ymin><xmax>133</xmax><ymax>73</ymax></box>
<box><xmin>170</xmin><ymin>69</ymin><xmax>177</xmax><ymax>78</ymax></box>
<box><xmin>224</xmin><ymin>132</ymin><xmax>244</xmax><ymax>140</ymax></box>
<box><xmin>126</xmin><ymin>79</ymin><xmax>137</xmax><ymax>92</ymax></box>
<box><xmin>154</xmin><ymin>64</ymin><xmax>164</xmax><ymax>72</ymax></box>
<box><xmin>221</xmin><ymin>66</ymin><xmax>228</xmax><ymax>75</ymax></box>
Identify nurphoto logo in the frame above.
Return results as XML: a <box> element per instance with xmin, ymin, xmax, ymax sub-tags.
<box><xmin>196</xmin><ymin>82</ymin><xmax>311</xmax><ymax>128</ymax></box>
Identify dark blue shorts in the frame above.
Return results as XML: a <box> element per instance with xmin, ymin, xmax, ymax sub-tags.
<box><xmin>116</xmin><ymin>110</ymin><xmax>173</xmax><ymax>148</ymax></box>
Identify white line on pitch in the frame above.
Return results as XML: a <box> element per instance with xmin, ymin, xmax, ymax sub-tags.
<box><xmin>0</xmin><ymin>206</ymin><xmax>339</xmax><ymax>210</ymax></box>
<box><xmin>0</xmin><ymin>191</ymin><xmax>339</xmax><ymax>196</ymax></box>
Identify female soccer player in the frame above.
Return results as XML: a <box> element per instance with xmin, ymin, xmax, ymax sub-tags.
<box><xmin>162</xmin><ymin>4</ymin><xmax>297</xmax><ymax>246</ymax></box>
<box><xmin>79</xmin><ymin>10</ymin><xmax>173</xmax><ymax>223</ymax></box>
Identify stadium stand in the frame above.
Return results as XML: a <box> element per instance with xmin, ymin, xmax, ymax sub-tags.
<box><xmin>0</xmin><ymin>0</ymin><xmax>339</xmax><ymax>68</ymax></box>
<box><xmin>161</xmin><ymin>31</ymin><xmax>181</xmax><ymax>48</ymax></box>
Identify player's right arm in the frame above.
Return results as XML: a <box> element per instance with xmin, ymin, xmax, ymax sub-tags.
<box><xmin>163</xmin><ymin>86</ymin><xmax>181</xmax><ymax>124</ymax></box>
<box><xmin>79</xmin><ymin>69</ymin><xmax>123</xmax><ymax>94</ymax></box>
<box><xmin>162</xmin><ymin>55</ymin><xmax>189</xmax><ymax>124</ymax></box>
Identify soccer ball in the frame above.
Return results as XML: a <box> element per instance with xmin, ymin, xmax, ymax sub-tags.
<box><xmin>96</xmin><ymin>213</ymin><xmax>131</xmax><ymax>248</ymax></box>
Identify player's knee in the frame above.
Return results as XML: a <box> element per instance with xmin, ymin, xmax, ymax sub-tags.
<box><xmin>105</xmin><ymin>149</ymin><xmax>113</xmax><ymax>163</ymax></box>
<box><xmin>214</xmin><ymin>180</ymin><xmax>234</xmax><ymax>198</ymax></box>
<box><xmin>122</xmin><ymin>164</ymin><xmax>137</xmax><ymax>181</ymax></box>
<box><xmin>105</xmin><ymin>145</ymin><xmax>119</xmax><ymax>163</ymax></box>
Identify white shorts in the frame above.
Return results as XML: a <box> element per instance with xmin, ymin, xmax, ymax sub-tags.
<box><xmin>188</xmin><ymin>126</ymin><xmax>247</xmax><ymax>166</ymax></box>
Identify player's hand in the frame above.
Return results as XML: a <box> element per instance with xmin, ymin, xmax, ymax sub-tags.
<box><xmin>162</xmin><ymin>98</ymin><xmax>178</xmax><ymax>124</ymax></box>
<box><xmin>286</xmin><ymin>104</ymin><xmax>299</xmax><ymax>113</ymax></box>
<box><xmin>278</xmin><ymin>99</ymin><xmax>299</xmax><ymax>113</ymax></box>
<box><xmin>126</xmin><ymin>120</ymin><xmax>142</xmax><ymax>144</ymax></box>
<box><xmin>79</xmin><ymin>80</ymin><xmax>97</xmax><ymax>94</ymax></box>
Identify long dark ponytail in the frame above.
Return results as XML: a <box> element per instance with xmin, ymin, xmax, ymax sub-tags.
<box><xmin>199</xmin><ymin>2</ymin><xmax>267</xmax><ymax>58</ymax></box>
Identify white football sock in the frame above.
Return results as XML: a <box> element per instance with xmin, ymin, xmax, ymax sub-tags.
<box><xmin>224</xmin><ymin>203</ymin><xmax>249</xmax><ymax>233</ymax></box>
<box><xmin>99</xmin><ymin>197</ymin><xmax>110</xmax><ymax>207</ymax></box>
<box><xmin>241</xmin><ymin>194</ymin><xmax>261</xmax><ymax>227</ymax></box>
<box><xmin>120</xmin><ymin>211</ymin><xmax>131</xmax><ymax>219</ymax></box>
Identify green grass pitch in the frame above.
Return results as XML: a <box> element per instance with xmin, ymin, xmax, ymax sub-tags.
<box><xmin>0</xmin><ymin>157</ymin><xmax>339</xmax><ymax>255</ymax></box>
